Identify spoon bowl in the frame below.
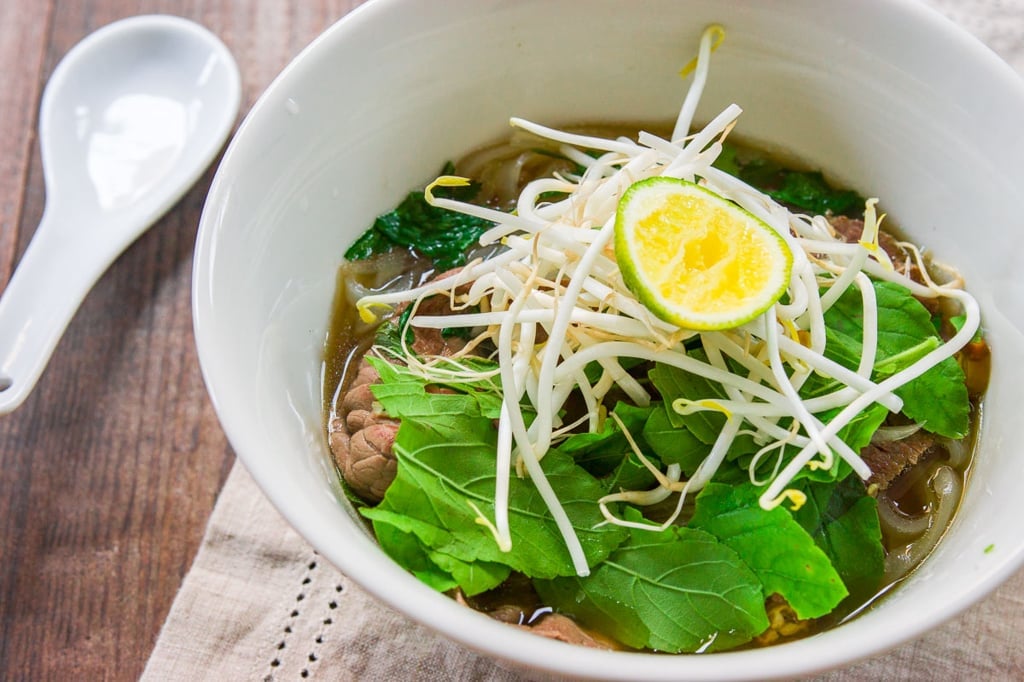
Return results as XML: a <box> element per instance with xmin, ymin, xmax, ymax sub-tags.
<box><xmin>0</xmin><ymin>15</ymin><xmax>240</xmax><ymax>413</ymax></box>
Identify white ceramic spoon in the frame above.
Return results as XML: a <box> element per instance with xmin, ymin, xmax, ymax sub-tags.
<box><xmin>0</xmin><ymin>15</ymin><xmax>240</xmax><ymax>414</ymax></box>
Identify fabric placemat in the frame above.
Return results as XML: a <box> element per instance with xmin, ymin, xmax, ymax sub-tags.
<box><xmin>143</xmin><ymin>1</ymin><xmax>1024</xmax><ymax>679</ymax></box>
<box><xmin>142</xmin><ymin>462</ymin><xmax>1024</xmax><ymax>681</ymax></box>
<box><xmin>141</xmin><ymin>461</ymin><xmax>521</xmax><ymax>681</ymax></box>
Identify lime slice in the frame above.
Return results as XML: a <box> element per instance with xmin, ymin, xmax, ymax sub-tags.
<box><xmin>614</xmin><ymin>177</ymin><xmax>793</xmax><ymax>331</ymax></box>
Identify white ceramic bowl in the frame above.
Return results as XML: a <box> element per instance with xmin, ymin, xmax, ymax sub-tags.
<box><xmin>193</xmin><ymin>1</ymin><xmax>1024</xmax><ymax>679</ymax></box>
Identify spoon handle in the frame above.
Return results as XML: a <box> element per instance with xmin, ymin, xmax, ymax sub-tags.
<box><xmin>0</xmin><ymin>209</ymin><xmax>119</xmax><ymax>414</ymax></box>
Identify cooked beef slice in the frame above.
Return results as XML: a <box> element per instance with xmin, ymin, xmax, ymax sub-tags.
<box><xmin>861</xmin><ymin>431</ymin><xmax>939</xmax><ymax>490</ymax></box>
<box><xmin>328</xmin><ymin>359</ymin><xmax>399</xmax><ymax>504</ymax></box>
<box><xmin>828</xmin><ymin>215</ymin><xmax>920</xmax><ymax>282</ymax></box>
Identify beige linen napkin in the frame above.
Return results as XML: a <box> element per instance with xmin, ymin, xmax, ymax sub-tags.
<box><xmin>142</xmin><ymin>462</ymin><xmax>1024</xmax><ymax>682</ymax></box>
<box><xmin>143</xmin><ymin>1</ymin><xmax>1024</xmax><ymax>679</ymax></box>
<box><xmin>141</xmin><ymin>461</ymin><xmax>521</xmax><ymax>682</ymax></box>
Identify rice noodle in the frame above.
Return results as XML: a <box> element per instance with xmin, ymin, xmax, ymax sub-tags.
<box><xmin>938</xmin><ymin>435</ymin><xmax>970</xmax><ymax>469</ymax></box>
<box><xmin>883</xmin><ymin>465</ymin><xmax>961</xmax><ymax>581</ymax></box>
<box><xmin>871</xmin><ymin>423</ymin><xmax>923</xmax><ymax>444</ymax></box>
<box><xmin>877</xmin><ymin>496</ymin><xmax>931</xmax><ymax>541</ymax></box>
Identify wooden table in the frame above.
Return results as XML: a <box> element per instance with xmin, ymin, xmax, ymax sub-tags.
<box><xmin>0</xmin><ymin>2</ymin><xmax>362</xmax><ymax>678</ymax></box>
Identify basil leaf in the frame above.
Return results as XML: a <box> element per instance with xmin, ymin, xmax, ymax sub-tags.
<box><xmin>427</xmin><ymin>548</ymin><xmax>512</xmax><ymax>596</ymax></box>
<box><xmin>345</xmin><ymin>163</ymin><xmax>494</xmax><ymax>269</ymax></box>
<box><xmin>373</xmin><ymin>521</ymin><xmax>512</xmax><ymax>595</ymax></box>
<box><xmin>793</xmin><ymin>477</ymin><xmax>884</xmax><ymax>603</ymax></box>
<box><xmin>641</xmin><ymin>403</ymin><xmax>709</xmax><ymax>475</ymax></box>
<box><xmin>731</xmin><ymin>155</ymin><xmax>865</xmax><ymax>217</ymax></box>
<box><xmin>601</xmin><ymin>449</ymin><xmax>659</xmax><ymax>494</ymax></box>
<box><xmin>648</xmin><ymin>359</ymin><xmax>720</xmax><ymax>437</ymax></box>
<box><xmin>554</xmin><ymin>402</ymin><xmax>654</xmax><ymax>476</ymax></box>
<box><xmin>366</xmin><ymin>356</ymin><xmax>505</xmax><ymax>420</ymax></box>
<box><xmin>823</xmin><ymin>280</ymin><xmax>969</xmax><ymax>438</ymax></box>
<box><xmin>535</xmin><ymin>509</ymin><xmax>768</xmax><ymax>653</ymax></box>
<box><xmin>690</xmin><ymin>482</ymin><xmax>848</xmax><ymax>619</ymax></box>
<box><xmin>373</xmin><ymin>522</ymin><xmax>458</xmax><ymax>592</ymax></box>
<box><xmin>362</xmin><ymin>415</ymin><xmax>627</xmax><ymax>582</ymax></box>
<box><xmin>647</xmin><ymin>357</ymin><xmax>757</xmax><ymax>456</ymax></box>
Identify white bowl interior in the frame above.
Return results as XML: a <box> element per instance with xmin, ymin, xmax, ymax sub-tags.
<box><xmin>193</xmin><ymin>0</ymin><xmax>1024</xmax><ymax>679</ymax></box>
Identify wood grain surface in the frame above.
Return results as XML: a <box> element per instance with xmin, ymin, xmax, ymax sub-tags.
<box><xmin>0</xmin><ymin>2</ymin><xmax>364</xmax><ymax>679</ymax></box>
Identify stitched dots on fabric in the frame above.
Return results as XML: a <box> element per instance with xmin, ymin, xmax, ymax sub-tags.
<box><xmin>263</xmin><ymin>555</ymin><xmax>348</xmax><ymax>679</ymax></box>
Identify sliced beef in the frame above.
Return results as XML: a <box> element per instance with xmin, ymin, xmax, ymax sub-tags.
<box><xmin>860</xmin><ymin>431</ymin><xmax>940</xmax><ymax>491</ymax></box>
<box><xmin>400</xmin><ymin>291</ymin><xmax>468</xmax><ymax>357</ymax></box>
<box><xmin>828</xmin><ymin>215</ymin><xmax>946</xmax><ymax>314</ymax></box>
<box><xmin>486</xmin><ymin>606</ymin><xmax>612</xmax><ymax>648</ymax></box>
<box><xmin>329</xmin><ymin>278</ymin><xmax>475</xmax><ymax>503</ymax></box>
<box><xmin>394</xmin><ymin>267</ymin><xmax>472</xmax><ymax>358</ymax></box>
<box><xmin>828</xmin><ymin>215</ymin><xmax>921</xmax><ymax>282</ymax></box>
<box><xmin>455</xmin><ymin>581</ymin><xmax>615</xmax><ymax>649</ymax></box>
<box><xmin>485</xmin><ymin>604</ymin><xmax>526</xmax><ymax>625</ymax></box>
<box><xmin>522</xmin><ymin>613</ymin><xmax>612</xmax><ymax>649</ymax></box>
<box><xmin>328</xmin><ymin>359</ymin><xmax>400</xmax><ymax>504</ymax></box>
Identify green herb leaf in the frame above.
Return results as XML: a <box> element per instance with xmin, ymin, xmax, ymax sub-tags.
<box><xmin>648</xmin><ymin>361</ymin><xmax>716</xmax><ymax>435</ymax></box>
<box><xmin>793</xmin><ymin>476</ymin><xmax>884</xmax><ymax>603</ymax></box>
<box><xmin>374</xmin><ymin>521</ymin><xmax>512</xmax><ymax>595</ymax></box>
<box><xmin>601</xmin><ymin>447</ymin><xmax>661</xmax><ymax>494</ymax></box>
<box><xmin>372</xmin><ymin>522</ymin><xmax>461</xmax><ymax>593</ymax></box>
<box><xmin>373</xmin><ymin>305</ymin><xmax>416</xmax><ymax>353</ymax></box>
<box><xmin>948</xmin><ymin>314</ymin><xmax>984</xmax><ymax>343</ymax></box>
<box><xmin>554</xmin><ymin>402</ymin><xmax>653</xmax><ymax>476</ymax></box>
<box><xmin>535</xmin><ymin>509</ymin><xmax>768</xmax><ymax>653</ymax></box>
<box><xmin>361</xmin><ymin>390</ymin><xmax>626</xmax><ymax>585</ymax></box>
<box><xmin>365</xmin><ymin>437</ymin><xmax>625</xmax><ymax>580</ymax></box>
<box><xmin>647</xmin><ymin>357</ymin><xmax>757</xmax><ymax>455</ymax></box>
<box><xmin>690</xmin><ymin>482</ymin><xmax>848</xmax><ymax>619</ymax></box>
<box><xmin>366</xmin><ymin>356</ymin><xmax>505</xmax><ymax>420</ymax></box>
<box><xmin>344</xmin><ymin>163</ymin><xmax>495</xmax><ymax>269</ymax></box>
<box><xmin>823</xmin><ymin>280</ymin><xmax>969</xmax><ymax>438</ymax></box>
<box><xmin>711</xmin><ymin>142</ymin><xmax>742</xmax><ymax>177</ymax></box>
<box><xmin>343</xmin><ymin>225</ymin><xmax>394</xmax><ymax>261</ymax></box>
<box><xmin>732</xmin><ymin>157</ymin><xmax>865</xmax><ymax>217</ymax></box>
<box><xmin>640</xmin><ymin>403</ymin><xmax>709</xmax><ymax>475</ymax></box>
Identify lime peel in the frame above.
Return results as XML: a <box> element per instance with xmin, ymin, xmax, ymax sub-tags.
<box><xmin>614</xmin><ymin>177</ymin><xmax>794</xmax><ymax>331</ymax></box>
